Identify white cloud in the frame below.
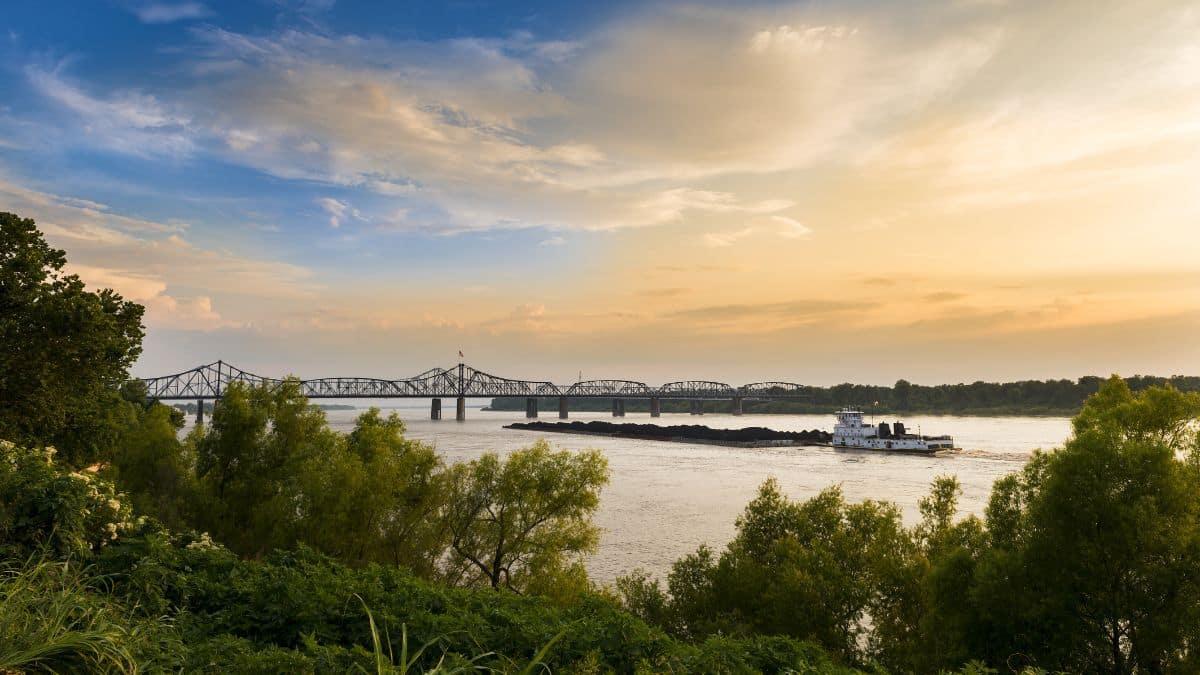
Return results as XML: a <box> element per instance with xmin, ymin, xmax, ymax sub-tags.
<box><xmin>25</xmin><ymin>66</ymin><xmax>194</xmax><ymax>157</ymax></box>
<box><xmin>771</xmin><ymin>215</ymin><xmax>812</xmax><ymax>238</ymax></box>
<box><xmin>131</xmin><ymin>2</ymin><xmax>212</xmax><ymax>24</ymax></box>
<box><xmin>702</xmin><ymin>228</ymin><xmax>756</xmax><ymax>248</ymax></box>
<box><xmin>316</xmin><ymin>197</ymin><xmax>364</xmax><ymax>228</ymax></box>
<box><xmin>538</xmin><ymin>236</ymin><xmax>566</xmax><ymax>246</ymax></box>
<box><xmin>702</xmin><ymin>215</ymin><xmax>811</xmax><ymax>247</ymax></box>
<box><xmin>748</xmin><ymin>24</ymin><xmax>858</xmax><ymax>55</ymax></box>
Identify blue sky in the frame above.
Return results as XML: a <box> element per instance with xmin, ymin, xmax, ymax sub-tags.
<box><xmin>2</xmin><ymin>0</ymin><xmax>1199</xmax><ymax>384</ymax></box>
<box><xmin>1</xmin><ymin>0</ymin><xmax>614</xmax><ymax>277</ymax></box>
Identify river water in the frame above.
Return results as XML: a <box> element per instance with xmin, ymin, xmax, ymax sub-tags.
<box><xmin>186</xmin><ymin>403</ymin><xmax>1071</xmax><ymax>583</ymax></box>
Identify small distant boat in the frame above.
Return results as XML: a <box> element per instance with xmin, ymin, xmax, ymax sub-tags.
<box><xmin>831</xmin><ymin>408</ymin><xmax>956</xmax><ymax>454</ymax></box>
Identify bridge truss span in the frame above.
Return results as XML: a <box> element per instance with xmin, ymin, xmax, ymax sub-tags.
<box><xmin>657</xmin><ymin>380</ymin><xmax>739</xmax><ymax>400</ymax></box>
<box><xmin>565</xmin><ymin>380</ymin><xmax>653</xmax><ymax>398</ymax></box>
<box><xmin>140</xmin><ymin>360</ymin><xmax>281</xmax><ymax>400</ymax></box>
<box><xmin>135</xmin><ymin>362</ymin><xmax>811</xmax><ymax>403</ymax></box>
<box><xmin>739</xmin><ymin>381</ymin><xmax>810</xmax><ymax>400</ymax></box>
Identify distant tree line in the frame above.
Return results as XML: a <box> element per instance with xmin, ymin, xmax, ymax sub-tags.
<box><xmin>490</xmin><ymin>374</ymin><xmax>1200</xmax><ymax>416</ymax></box>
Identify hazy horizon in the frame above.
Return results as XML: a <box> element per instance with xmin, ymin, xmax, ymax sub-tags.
<box><xmin>4</xmin><ymin>0</ymin><xmax>1198</xmax><ymax>385</ymax></box>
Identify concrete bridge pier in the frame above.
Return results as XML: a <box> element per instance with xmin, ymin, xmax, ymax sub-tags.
<box><xmin>456</xmin><ymin>396</ymin><xmax>466</xmax><ymax>421</ymax></box>
<box><xmin>525</xmin><ymin>397</ymin><xmax>538</xmax><ymax>418</ymax></box>
<box><xmin>558</xmin><ymin>396</ymin><xmax>569</xmax><ymax>419</ymax></box>
<box><xmin>650</xmin><ymin>397</ymin><xmax>661</xmax><ymax>417</ymax></box>
<box><xmin>431</xmin><ymin>398</ymin><xmax>442</xmax><ymax>420</ymax></box>
<box><xmin>689</xmin><ymin>400</ymin><xmax>704</xmax><ymax>415</ymax></box>
<box><xmin>732</xmin><ymin>396</ymin><xmax>744</xmax><ymax>416</ymax></box>
<box><xmin>612</xmin><ymin>399</ymin><xmax>625</xmax><ymax>417</ymax></box>
<box><xmin>196</xmin><ymin>398</ymin><xmax>204</xmax><ymax>425</ymax></box>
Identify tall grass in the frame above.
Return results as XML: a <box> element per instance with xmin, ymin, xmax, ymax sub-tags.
<box><xmin>0</xmin><ymin>560</ymin><xmax>142</xmax><ymax>674</ymax></box>
<box><xmin>354</xmin><ymin>594</ymin><xmax>563</xmax><ymax>674</ymax></box>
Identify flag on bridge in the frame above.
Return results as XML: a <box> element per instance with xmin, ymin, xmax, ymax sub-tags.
<box><xmin>458</xmin><ymin>350</ymin><xmax>464</xmax><ymax>358</ymax></box>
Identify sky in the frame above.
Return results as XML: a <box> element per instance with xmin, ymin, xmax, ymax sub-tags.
<box><xmin>2</xmin><ymin>0</ymin><xmax>1199</xmax><ymax>386</ymax></box>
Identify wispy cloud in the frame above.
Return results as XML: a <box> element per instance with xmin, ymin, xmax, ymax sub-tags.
<box><xmin>130</xmin><ymin>2</ymin><xmax>212</xmax><ymax>24</ymax></box>
<box><xmin>771</xmin><ymin>216</ymin><xmax>811</xmax><ymax>239</ymax></box>
<box><xmin>316</xmin><ymin>197</ymin><xmax>364</xmax><ymax>228</ymax></box>
<box><xmin>702</xmin><ymin>228</ymin><xmax>756</xmax><ymax>248</ymax></box>
<box><xmin>25</xmin><ymin>65</ymin><xmax>194</xmax><ymax>157</ymax></box>
<box><xmin>924</xmin><ymin>291</ymin><xmax>966</xmax><ymax>303</ymax></box>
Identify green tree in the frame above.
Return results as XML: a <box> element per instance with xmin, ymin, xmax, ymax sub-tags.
<box><xmin>443</xmin><ymin>441</ymin><xmax>609</xmax><ymax>592</ymax></box>
<box><xmin>654</xmin><ymin>478</ymin><xmax>918</xmax><ymax>663</ymax></box>
<box><xmin>965</xmin><ymin>377</ymin><xmax>1200</xmax><ymax>673</ymax></box>
<box><xmin>104</xmin><ymin>395</ymin><xmax>197</xmax><ymax>533</ymax></box>
<box><xmin>893</xmin><ymin>378</ymin><xmax>913</xmax><ymax>410</ymax></box>
<box><xmin>190</xmin><ymin>379</ymin><xmax>338</xmax><ymax>556</ymax></box>
<box><xmin>0</xmin><ymin>212</ymin><xmax>145</xmax><ymax>467</ymax></box>
<box><xmin>882</xmin><ymin>476</ymin><xmax>988</xmax><ymax>673</ymax></box>
<box><xmin>294</xmin><ymin>408</ymin><xmax>447</xmax><ymax>574</ymax></box>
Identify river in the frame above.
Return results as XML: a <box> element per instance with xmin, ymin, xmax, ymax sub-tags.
<box><xmin>184</xmin><ymin>403</ymin><xmax>1071</xmax><ymax>584</ymax></box>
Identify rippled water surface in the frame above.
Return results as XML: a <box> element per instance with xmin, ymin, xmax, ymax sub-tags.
<box><xmin>194</xmin><ymin>403</ymin><xmax>1072</xmax><ymax>583</ymax></box>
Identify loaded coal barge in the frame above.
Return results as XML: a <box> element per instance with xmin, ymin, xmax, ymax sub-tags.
<box><xmin>504</xmin><ymin>420</ymin><xmax>830</xmax><ymax>448</ymax></box>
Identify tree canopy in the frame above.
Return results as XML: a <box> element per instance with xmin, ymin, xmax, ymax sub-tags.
<box><xmin>0</xmin><ymin>211</ymin><xmax>144</xmax><ymax>466</ymax></box>
<box><xmin>444</xmin><ymin>441</ymin><xmax>609</xmax><ymax>594</ymax></box>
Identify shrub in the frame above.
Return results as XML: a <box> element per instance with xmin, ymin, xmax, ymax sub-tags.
<box><xmin>0</xmin><ymin>440</ymin><xmax>139</xmax><ymax>561</ymax></box>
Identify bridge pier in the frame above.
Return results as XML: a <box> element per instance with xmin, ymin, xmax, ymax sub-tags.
<box><xmin>732</xmin><ymin>396</ymin><xmax>743</xmax><ymax>416</ymax></box>
<box><xmin>650</xmin><ymin>397</ymin><xmax>661</xmax><ymax>417</ymax></box>
<box><xmin>456</xmin><ymin>396</ymin><xmax>466</xmax><ymax>421</ymax></box>
<box><xmin>431</xmin><ymin>398</ymin><xmax>442</xmax><ymax>420</ymax></box>
<box><xmin>690</xmin><ymin>400</ymin><xmax>704</xmax><ymax>415</ymax></box>
<box><xmin>196</xmin><ymin>398</ymin><xmax>204</xmax><ymax>425</ymax></box>
<box><xmin>558</xmin><ymin>396</ymin><xmax>568</xmax><ymax>419</ymax></box>
<box><xmin>612</xmin><ymin>399</ymin><xmax>625</xmax><ymax>417</ymax></box>
<box><xmin>525</xmin><ymin>397</ymin><xmax>538</xmax><ymax>418</ymax></box>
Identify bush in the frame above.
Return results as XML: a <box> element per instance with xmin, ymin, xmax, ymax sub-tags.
<box><xmin>0</xmin><ymin>440</ymin><xmax>139</xmax><ymax>561</ymax></box>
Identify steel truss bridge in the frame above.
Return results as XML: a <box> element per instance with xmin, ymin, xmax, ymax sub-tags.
<box><xmin>137</xmin><ymin>361</ymin><xmax>810</xmax><ymax>421</ymax></box>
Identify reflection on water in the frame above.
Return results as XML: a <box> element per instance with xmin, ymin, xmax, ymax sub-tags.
<box><xmin>185</xmin><ymin>403</ymin><xmax>1071</xmax><ymax>583</ymax></box>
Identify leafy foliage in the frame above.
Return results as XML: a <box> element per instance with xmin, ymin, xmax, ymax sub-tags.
<box><xmin>0</xmin><ymin>440</ymin><xmax>139</xmax><ymax>560</ymax></box>
<box><xmin>443</xmin><ymin>441</ymin><xmax>609</xmax><ymax>593</ymax></box>
<box><xmin>0</xmin><ymin>211</ymin><xmax>145</xmax><ymax>467</ymax></box>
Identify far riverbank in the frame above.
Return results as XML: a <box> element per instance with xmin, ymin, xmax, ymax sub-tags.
<box><xmin>485</xmin><ymin>397</ymin><xmax>1084</xmax><ymax>417</ymax></box>
<box><xmin>486</xmin><ymin>374</ymin><xmax>1200</xmax><ymax>418</ymax></box>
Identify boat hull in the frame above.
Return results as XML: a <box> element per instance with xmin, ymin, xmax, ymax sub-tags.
<box><xmin>832</xmin><ymin>443</ymin><xmax>957</xmax><ymax>456</ymax></box>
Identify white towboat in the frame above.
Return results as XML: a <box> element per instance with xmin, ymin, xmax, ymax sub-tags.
<box><xmin>831</xmin><ymin>408</ymin><xmax>956</xmax><ymax>454</ymax></box>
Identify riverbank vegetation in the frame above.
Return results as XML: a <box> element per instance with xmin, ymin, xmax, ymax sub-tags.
<box><xmin>6</xmin><ymin>208</ymin><xmax>1200</xmax><ymax>673</ymax></box>
<box><xmin>489</xmin><ymin>373</ymin><xmax>1200</xmax><ymax>417</ymax></box>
